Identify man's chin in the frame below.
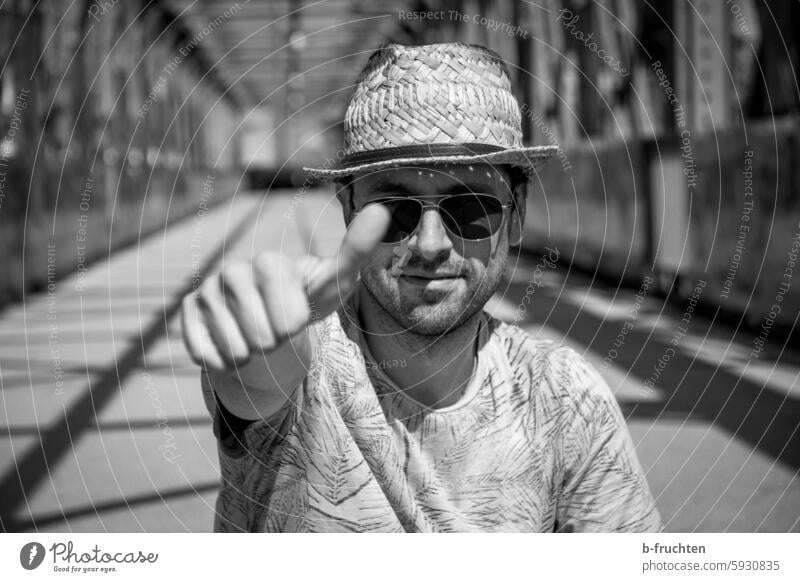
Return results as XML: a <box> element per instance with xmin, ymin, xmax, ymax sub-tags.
<box><xmin>393</xmin><ymin>301</ymin><xmax>479</xmax><ymax>336</ymax></box>
<box><xmin>361</xmin><ymin>273</ymin><xmax>487</xmax><ymax>335</ymax></box>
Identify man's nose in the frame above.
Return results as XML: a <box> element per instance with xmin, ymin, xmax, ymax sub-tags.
<box><xmin>408</xmin><ymin>208</ymin><xmax>453</xmax><ymax>261</ymax></box>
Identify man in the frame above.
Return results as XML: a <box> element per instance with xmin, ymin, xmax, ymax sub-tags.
<box><xmin>181</xmin><ymin>42</ymin><xmax>662</xmax><ymax>532</ymax></box>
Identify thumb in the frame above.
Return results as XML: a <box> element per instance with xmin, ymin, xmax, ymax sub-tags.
<box><xmin>336</xmin><ymin>201</ymin><xmax>392</xmax><ymax>279</ymax></box>
<box><xmin>304</xmin><ymin>201</ymin><xmax>391</xmax><ymax>318</ymax></box>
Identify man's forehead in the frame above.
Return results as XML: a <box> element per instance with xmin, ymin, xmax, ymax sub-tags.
<box><xmin>354</xmin><ymin>163</ymin><xmax>510</xmax><ymax>190</ymax></box>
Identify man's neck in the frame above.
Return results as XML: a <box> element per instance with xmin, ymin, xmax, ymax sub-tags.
<box><xmin>356</xmin><ymin>285</ymin><xmax>482</xmax><ymax>409</ymax></box>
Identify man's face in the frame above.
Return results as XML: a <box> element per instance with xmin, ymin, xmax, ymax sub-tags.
<box><xmin>345</xmin><ymin>164</ymin><xmax>522</xmax><ymax>336</ymax></box>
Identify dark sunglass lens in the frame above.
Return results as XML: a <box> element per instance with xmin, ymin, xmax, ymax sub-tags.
<box><xmin>440</xmin><ymin>195</ymin><xmax>504</xmax><ymax>239</ymax></box>
<box><xmin>377</xmin><ymin>199</ymin><xmax>421</xmax><ymax>243</ymax></box>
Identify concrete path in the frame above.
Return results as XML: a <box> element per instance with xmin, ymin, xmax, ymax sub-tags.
<box><xmin>1</xmin><ymin>189</ymin><xmax>798</xmax><ymax>532</ymax></box>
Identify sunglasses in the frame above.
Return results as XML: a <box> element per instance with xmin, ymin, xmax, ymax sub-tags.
<box><xmin>359</xmin><ymin>193</ymin><xmax>513</xmax><ymax>244</ymax></box>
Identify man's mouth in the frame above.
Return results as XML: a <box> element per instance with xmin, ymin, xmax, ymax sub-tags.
<box><xmin>399</xmin><ymin>272</ymin><xmax>463</xmax><ymax>287</ymax></box>
<box><xmin>400</xmin><ymin>271</ymin><xmax>461</xmax><ymax>280</ymax></box>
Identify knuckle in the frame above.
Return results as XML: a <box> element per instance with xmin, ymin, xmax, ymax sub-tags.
<box><xmin>220</xmin><ymin>262</ymin><xmax>249</xmax><ymax>287</ymax></box>
<box><xmin>192</xmin><ymin>343</ymin><xmax>216</xmax><ymax>367</ymax></box>
<box><xmin>273</xmin><ymin>300</ymin><xmax>310</xmax><ymax>338</ymax></box>
<box><xmin>243</xmin><ymin>318</ymin><xmax>273</xmax><ymax>351</ymax></box>
<box><xmin>230</xmin><ymin>349</ymin><xmax>251</xmax><ymax>367</ymax></box>
<box><xmin>256</xmin><ymin>334</ymin><xmax>277</xmax><ymax>352</ymax></box>
<box><xmin>196</xmin><ymin>350</ymin><xmax>215</xmax><ymax>368</ymax></box>
<box><xmin>253</xmin><ymin>252</ymin><xmax>281</xmax><ymax>278</ymax></box>
<box><xmin>198</xmin><ymin>277</ymin><xmax>219</xmax><ymax>305</ymax></box>
<box><xmin>218</xmin><ymin>339</ymin><xmax>247</xmax><ymax>367</ymax></box>
<box><xmin>208</xmin><ymin>357</ymin><xmax>230</xmax><ymax>372</ymax></box>
<box><xmin>180</xmin><ymin>293</ymin><xmax>195</xmax><ymax>315</ymax></box>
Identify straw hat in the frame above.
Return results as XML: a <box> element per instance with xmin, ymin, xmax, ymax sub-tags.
<box><xmin>303</xmin><ymin>42</ymin><xmax>559</xmax><ymax>180</ymax></box>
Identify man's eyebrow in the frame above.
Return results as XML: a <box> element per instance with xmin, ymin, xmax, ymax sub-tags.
<box><xmin>441</xmin><ymin>181</ymin><xmax>505</xmax><ymax>195</ymax></box>
<box><xmin>369</xmin><ymin>181</ymin><xmax>417</xmax><ymax>196</ymax></box>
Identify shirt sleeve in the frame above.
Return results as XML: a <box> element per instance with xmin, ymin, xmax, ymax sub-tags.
<box><xmin>200</xmin><ymin>368</ymin><xmax>304</xmax><ymax>532</ymax></box>
<box><xmin>554</xmin><ymin>349</ymin><xmax>662</xmax><ymax>532</ymax></box>
<box><xmin>200</xmin><ymin>366</ymin><xmax>300</xmax><ymax>459</ymax></box>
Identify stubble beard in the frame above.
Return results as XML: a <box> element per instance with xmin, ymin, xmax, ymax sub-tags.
<box><xmin>360</xmin><ymin>252</ymin><xmax>507</xmax><ymax>337</ymax></box>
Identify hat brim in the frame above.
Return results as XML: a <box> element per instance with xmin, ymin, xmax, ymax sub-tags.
<box><xmin>303</xmin><ymin>145</ymin><xmax>559</xmax><ymax>180</ymax></box>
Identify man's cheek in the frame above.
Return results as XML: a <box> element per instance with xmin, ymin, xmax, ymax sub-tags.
<box><xmin>460</xmin><ymin>237</ymin><xmax>496</xmax><ymax>263</ymax></box>
<box><xmin>361</xmin><ymin>252</ymin><xmax>396</xmax><ymax>284</ymax></box>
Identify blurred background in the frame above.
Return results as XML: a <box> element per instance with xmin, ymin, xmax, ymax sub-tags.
<box><xmin>0</xmin><ymin>0</ymin><xmax>798</xmax><ymax>532</ymax></box>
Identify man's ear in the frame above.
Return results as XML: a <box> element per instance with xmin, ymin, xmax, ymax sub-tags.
<box><xmin>509</xmin><ymin>181</ymin><xmax>527</xmax><ymax>246</ymax></box>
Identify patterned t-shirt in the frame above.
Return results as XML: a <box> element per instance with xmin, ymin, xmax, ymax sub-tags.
<box><xmin>201</xmin><ymin>294</ymin><xmax>662</xmax><ymax>532</ymax></box>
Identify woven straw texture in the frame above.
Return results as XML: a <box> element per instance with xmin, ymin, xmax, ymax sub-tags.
<box><xmin>304</xmin><ymin>43</ymin><xmax>558</xmax><ymax>178</ymax></box>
